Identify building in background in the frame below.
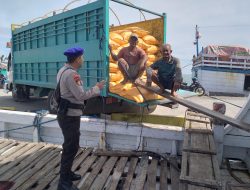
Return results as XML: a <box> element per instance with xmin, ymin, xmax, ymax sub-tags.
<box><xmin>192</xmin><ymin>45</ymin><xmax>250</xmax><ymax>96</ymax></box>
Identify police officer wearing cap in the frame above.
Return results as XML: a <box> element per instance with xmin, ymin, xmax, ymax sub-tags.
<box><xmin>57</xmin><ymin>47</ymin><xmax>105</xmax><ymax>190</ymax></box>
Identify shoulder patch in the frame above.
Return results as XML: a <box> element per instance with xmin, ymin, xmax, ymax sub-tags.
<box><xmin>73</xmin><ymin>73</ymin><xmax>80</xmax><ymax>82</ymax></box>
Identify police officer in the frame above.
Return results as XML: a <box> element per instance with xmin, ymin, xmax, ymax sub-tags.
<box><xmin>57</xmin><ymin>47</ymin><xmax>105</xmax><ymax>190</ymax></box>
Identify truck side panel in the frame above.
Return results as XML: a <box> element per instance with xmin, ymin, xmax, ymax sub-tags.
<box><xmin>12</xmin><ymin>1</ymin><xmax>107</xmax><ymax>93</ymax></box>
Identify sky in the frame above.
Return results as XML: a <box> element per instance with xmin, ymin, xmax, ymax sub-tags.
<box><xmin>0</xmin><ymin>0</ymin><xmax>250</xmax><ymax>74</ymax></box>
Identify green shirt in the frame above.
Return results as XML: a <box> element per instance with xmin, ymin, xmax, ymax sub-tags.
<box><xmin>151</xmin><ymin>56</ymin><xmax>183</xmax><ymax>83</ymax></box>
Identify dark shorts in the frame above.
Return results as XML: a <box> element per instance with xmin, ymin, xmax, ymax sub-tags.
<box><xmin>159</xmin><ymin>77</ymin><xmax>174</xmax><ymax>90</ymax></box>
<box><xmin>119</xmin><ymin>59</ymin><xmax>141</xmax><ymax>79</ymax></box>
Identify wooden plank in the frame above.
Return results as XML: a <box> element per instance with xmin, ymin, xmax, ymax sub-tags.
<box><xmin>123</xmin><ymin>157</ymin><xmax>138</xmax><ymax>190</ymax></box>
<box><xmin>33</xmin><ymin>168</ymin><xmax>58</xmax><ymax>190</ymax></box>
<box><xmin>0</xmin><ymin>140</ymin><xmax>13</xmax><ymax>150</ymax></box>
<box><xmin>190</xmin><ymin>133</ymin><xmax>211</xmax><ymax>151</ymax></box>
<box><xmin>226</xmin><ymin>183</ymin><xmax>250</xmax><ymax>190</ymax></box>
<box><xmin>1</xmin><ymin>145</ymin><xmax>57</xmax><ymax>181</ymax></box>
<box><xmin>186</xmin><ymin>128</ymin><xmax>213</xmax><ymax>134</ymax></box>
<box><xmin>187</xmin><ymin>184</ymin><xmax>215</xmax><ymax>190</ymax></box>
<box><xmin>189</xmin><ymin>152</ymin><xmax>214</xmax><ymax>180</ymax></box>
<box><xmin>182</xmin><ymin>147</ymin><xmax>216</xmax><ymax>155</ymax></box>
<box><xmin>10</xmin><ymin>147</ymin><xmax>60</xmax><ymax>189</ymax></box>
<box><xmin>180</xmin><ymin>152</ymin><xmax>221</xmax><ymax>189</ymax></box>
<box><xmin>72</xmin><ymin>148</ymin><xmax>93</xmax><ymax>171</ymax></box>
<box><xmin>188</xmin><ymin>121</ymin><xmax>210</xmax><ymax>130</ymax></box>
<box><xmin>160</xmin><ymin>159</ymin><xmax>168</xmax><ymax>190</ymax></box>
<box><xmin>186</xmin><ymin>113</ymin><xmax>210</xmax><ymax>122</ymax></box>
<box><xmin>90</xmin><ymin>156</ymin><xmax>118</xmax><ymax>190</ymax></box>
<box><xmin>212</xmin><ymin>155</ymin><xmax>221</xmax><ymax>187</ymax></box>
<box><xmin>186</xmin><ymin>112</ymin><xmax>210</xmax><ymax>119</ymax></box>
<box><xmin>0</xmin><ymin>143</ymin><xmax>30</xmax><ymax>168</ymax></box>
<box><xmin>170</xmin><ymin>158</ymin><xmax>180</xmax><ymax>190</ymax></box>
<box><xmin>135</xmin><ymin>81</ymin><xmax>250</xmax><ymax>132</ymax></box>
<box><xmin>180</xmin><ymin>152</ymin><xmax>188</xmax><ymax>180</ymax></box>
<box><xmin>94</xmin><ymin>149</ymin><xmax>143</xmax><ymax>157</ymax></box>
<box><xmin>105</xmin><ymin>157</ymin><xmax>128</xmax><ymax>190</ymax></box>
<box><xmin>208</xmin><ymin>135</ymin><xmax>217</xmax><ymax>154</ymax></box>
<box><xmin>33</xmin><ymin>160</ymin><xmax>60</xmax><ymax>190</ymax></box>
<box><xmin>76</xmin><ymin>156</ymin><xmax>97</xmax><ymax>183</ymax></box>
<box><xmin>182</xmin><ymin>133</ymin><xmax>216</xmax><ymax>155</ymax></box>
<box><xmin>17</xmin><ymin>154</ymin><xmax>61</xmax><ymax>190</ymax></box>
<box><xmin>186</xmin><ymin>117</ymin><xmax>210</xmax><ymax>124</ymax></box>
<box><xmin>0</xmin><ymin>142</ymin><xmax>27</xmax><ymax>159</ymax></box>
<box><xmin>0</xmin><ymin>142</ymin><xmax>18</xmax><ymax>155</ymax></box>
<box><xmin>47</xmin><ymin>175</ymin><xmax>60</xmax><ymax>190</ymax></box>
<box><xmin>147</xmin><ymin>158</ymin><xmax>158</xmax><ymax>190</ymax></box>
<box><xmin>79</xmin><ymin>156</ymin><xmax>107</xmax><ymax>190</ymax></box>
<box><xmin>0</xmin><ymin>143</ymin><xmax>44</xmax><ymax>176</ymax></box>
<box><xmin>181</xmin><ymin>176</ymin><xmax>220</xmax><ymax>189</ymax></box>
<box><xmin>132</xmin><ymin>156</ymin><xmax>149</xmax><ymax>190</ymax></box>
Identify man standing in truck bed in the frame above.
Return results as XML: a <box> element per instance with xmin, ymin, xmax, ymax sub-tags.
<box><xmin>109</xmin><ymin>33</ymin><xmax>148</xmax><ymax>84</ymax></box>
<box><xmin>146</xmin><ymin>44</ymin><xmax>183</xmax><ymax>96</ymax></box>
<box><xmin>57</xmin><ymin>47</ymin><xmax>105</xmax><ymax>190</ymax></box>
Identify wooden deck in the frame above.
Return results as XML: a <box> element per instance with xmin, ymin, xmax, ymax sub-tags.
<box><xmin>0</xmin><ymin>139</ymin><xmax>182</xmax><ymax>190</ymax></box>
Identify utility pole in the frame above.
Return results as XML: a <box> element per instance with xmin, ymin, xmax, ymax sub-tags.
<box><xmin>194</xmin><ymin>25</ymin><xmax>201</xmax><ymax>56</ymax></box>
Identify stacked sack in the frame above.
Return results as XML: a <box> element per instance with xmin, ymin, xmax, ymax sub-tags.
<box><xmin>109</xmin><ymin>26</ymin><xmax>163</xmax><ymax>103</ymax></box>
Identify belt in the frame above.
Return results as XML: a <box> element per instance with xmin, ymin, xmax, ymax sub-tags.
<box><xmin>61</xmin><ymin>98</ymin><xmax>85</xmax><ymax>110</ymax></box>
<box><xmin>68</xmin><ymin>103</ymin><xmax>84</xmax><ymax>109</ymax></box>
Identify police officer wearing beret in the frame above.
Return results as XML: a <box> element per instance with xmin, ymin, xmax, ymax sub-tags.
<box><xmin>57</xmin><ymin>47</ymin><xmax>105</xmax><ymax>190</ymax></box>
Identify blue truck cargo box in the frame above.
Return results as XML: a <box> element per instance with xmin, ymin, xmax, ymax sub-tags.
<box><xmin>10</xmin><ymin>0</ymin><xmax>166</xmax><ymax>109</ymax></box>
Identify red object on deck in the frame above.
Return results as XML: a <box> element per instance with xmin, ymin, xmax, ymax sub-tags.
<box><xmin>0</xmin><ymin>181</ymin><xmax>14</xmax><ymax>190</ymax></box>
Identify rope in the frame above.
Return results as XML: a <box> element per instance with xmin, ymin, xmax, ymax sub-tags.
<box><xmin>123</xmin><ymin>0</ymin><xmax>146</xmax><ymax>21</ymax></box>
<box><xmin>63</xmin><ymin>0</ymin><xmax>91</xmax><ymax>12</ymax></box>
<box><xmin>33</xmin><ymin>110</ymin><xmax>49</xmax><ymax>142</ymax></box>
<box><xmin>99</xmin><ymin>27</ymin><xmax>111</xmax><ymax>150</ymax></box>
<box><xmin>136</xmin><ymin>106</ymin><xmax>145</xmax><ymax>151</ymax></box>
<box><xmin>0</xmin><ymin>117</ymin><xmax>57</xmax><ymax>134</ymax></box>
<box><xmin>109</xmin><ymin>7</ymin><xmax>121</xmax><ymax>26</ymax></box>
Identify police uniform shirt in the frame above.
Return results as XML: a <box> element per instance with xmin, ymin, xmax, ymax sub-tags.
<box><xmin>57</xmin><ymin>64</ymin><xmax>100</xmax><ymax>116</ymax></box>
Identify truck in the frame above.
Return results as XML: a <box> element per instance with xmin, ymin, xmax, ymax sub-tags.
<box><xmin>6</xmin><ymin>0</ymin><xmax>166</xmax><ymax>114</ymax></box>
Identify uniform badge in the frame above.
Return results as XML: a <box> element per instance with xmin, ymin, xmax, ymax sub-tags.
<box><xmin>73</xmin><ymin>74</ymin><xmax>82</xmax><ymax>85</ymax></box>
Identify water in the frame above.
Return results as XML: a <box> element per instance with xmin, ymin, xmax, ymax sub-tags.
<box><xmin>183</xmin><ymin>73</ymin><xmax>192</xmax><ymax>84</ymax></box>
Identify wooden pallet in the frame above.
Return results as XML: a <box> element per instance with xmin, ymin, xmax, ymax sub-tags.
<box><xmin>180</xmin><ymin>151</ymin><xmax>221</xmax><ymax>189</ymax></box>
<box><xmin>180</xmin><ymin>111</ymin><xmax>222</xmax><ymax>190</ymax></box>
<box><xmin>183</xmin><ymin>112</ymin><xmax>216</xmax><ymax>155</ymax></box>
<box><xmin>0</xmin><ymin>139</ymin><xmax>182</xmax><ymax>190</ymax></box>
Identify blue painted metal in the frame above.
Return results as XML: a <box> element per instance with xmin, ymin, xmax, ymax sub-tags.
<box><xmin>12</xmin><ymin>0</ymin><xmax>107</xmax><ymax>94</ymax></box>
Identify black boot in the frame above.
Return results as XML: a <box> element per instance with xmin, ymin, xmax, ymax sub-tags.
<box><xmin>57</xmin><ymin>179</ymin><xmax>79</xmax><ymax>190</ymax></box>
<box><xmin>70</xmin><ymin>172</ymin><xmax>82</xmax><ymax>181</ymax></box>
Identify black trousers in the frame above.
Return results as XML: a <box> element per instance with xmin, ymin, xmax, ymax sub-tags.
<box><xmin>57</xmin><ymin>114</ymin><xmax>80</xmax><ymax>182</ymax></box>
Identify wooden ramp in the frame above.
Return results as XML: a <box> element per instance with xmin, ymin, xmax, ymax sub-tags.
<box><xmin>0</xmin><ymin>139</ymin><xmax>182</xmax><ymax>190</ymax></box>
<box><xmin>180</xmin><ymin>111</ymin><xmax>222</xmax><ymax>190</ymax></box>
<box><xmin>135</xmin><ymin>81</ymin><xmax>250</xmax><ymax>133</ymax></box>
